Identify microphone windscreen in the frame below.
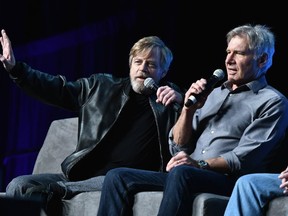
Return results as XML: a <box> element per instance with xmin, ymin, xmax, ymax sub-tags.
<box><xmin>213</xmin><ymin>69</ymin><xmax>225</xmax><ymax>80</ymax></box>
<box><xmin>144</xmin><ymin>78</ymin><xmax>157</xmax><ymax>90</ymax></box>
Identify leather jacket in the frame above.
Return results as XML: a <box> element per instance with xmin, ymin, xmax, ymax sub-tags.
<box><xmin>10</xmin><ymin>62</ymin><xmax>183</xmax><ymax>180</ymax></box>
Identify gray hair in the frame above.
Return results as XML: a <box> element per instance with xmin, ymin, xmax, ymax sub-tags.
<box><xmin>226</xmin><ymin>24</ymin><xmax>275</xmax><ymax>73</ymax></box>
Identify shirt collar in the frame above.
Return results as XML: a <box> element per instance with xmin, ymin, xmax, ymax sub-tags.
<box><xmin>222</xmin><ymin>75</ymin><xmax>267</xmax><ymax>93</ymax></box>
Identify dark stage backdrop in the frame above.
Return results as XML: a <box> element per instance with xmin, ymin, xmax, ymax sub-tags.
<box><xmin>0</xmin><ymin>0</ymin><xmax>287</xmax><ymax>190</ymax></box>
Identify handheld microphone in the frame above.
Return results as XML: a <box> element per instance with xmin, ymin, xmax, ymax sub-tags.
<box><xmin>185</xmin><ymin>69</ymin><xmax>225</xmax><ymax>107</ymax></box>
<box><xmin>144</xmin><ymin>77</ymin><xmax>181</xmax><ymax>113</ymax></box>
<box><xmin>144</xmin><ymin>77</ymin><xmax>159</xmax><ymax>92</ymax></box>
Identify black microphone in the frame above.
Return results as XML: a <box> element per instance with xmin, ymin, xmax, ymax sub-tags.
<box><xmin>144</xmin><ymin>77</ymin><xmax>181</xmax><ymax>113</ymax></box>
<box><xmin>185</xmin><ymin>69</ymin><xmax>225</xmax><ymax>107</ymax></box>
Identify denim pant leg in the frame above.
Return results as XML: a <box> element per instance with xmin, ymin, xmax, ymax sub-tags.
<box><xmin>158</xmin><ymin>165</ymin><xmax>235</xmax><ymax>216</ymax></box>
<box><xmin>5</xmin><ymin>173</ymin><xmax>66</xmax><ymax>197</ymax></box>
<box><xmin>60</xmin><ymin>175</ymin><xmax>105</xmax><ymax>198</ymax></box>
<box><xmin>97</xmin><ymin>167</ymin><xmax>167</xmax><ymax>216</ymax></box>
<box><xmin>224</xmin><ymin>173</ymin><xmax>283</xmax><ymax>216</ymax></box>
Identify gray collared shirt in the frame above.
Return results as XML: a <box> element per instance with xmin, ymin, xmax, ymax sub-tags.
<box><xmin>169</xmin><ymin>75</ymin><xmax>288</xmax><ymax>176</ymax></box>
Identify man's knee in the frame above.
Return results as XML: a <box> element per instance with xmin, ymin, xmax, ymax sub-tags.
<box><xmin>6</xmin><ymin>177</ymin><xmax>24</xmax><ymax>195</ymax></box>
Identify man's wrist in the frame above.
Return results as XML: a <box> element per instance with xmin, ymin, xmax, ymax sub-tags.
<box><xmin>197</xmin><ymin>160</ymin><xmax>209</xmax><ymax>169</ymax></box>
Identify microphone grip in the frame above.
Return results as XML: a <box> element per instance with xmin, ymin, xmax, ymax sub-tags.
<box><xmin>184</xmin><ymin>95</ymin><xmax>197</xmax><ymax>107</ymax></box>
<box><xmin>184</xmin><ymin>69</ymin><xmax>224</xmax><ymax>107</ymax></box>
<box><xmin>144</xmin><ymin>78</ymin><xmax>182</xmax><ymax>113</ymax></box>
<box><xmin>184</xmin><ymin>73</ymin><xmax>224</xmax><ymax>107</ymax></box>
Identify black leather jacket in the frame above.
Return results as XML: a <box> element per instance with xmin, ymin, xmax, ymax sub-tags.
<box><xmin>10</xmin><ymin>62</ymin><xmax>183</xmax><ymax>181</ymax></box>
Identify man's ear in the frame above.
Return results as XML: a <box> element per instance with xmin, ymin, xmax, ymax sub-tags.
<box><xmin>258</xmin><ymin>53</ymin><xmax>268</xmax><ymax>65</ymax></box>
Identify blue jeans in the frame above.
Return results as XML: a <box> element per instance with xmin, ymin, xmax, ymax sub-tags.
<box><xmin>6</xmin><ymin>173</ymin><xmax>105</xmax><ymax>198</ymax></box>
<box><xmin>97</xmin><ymin>166</ymin><xmax>236</xmax><ymax>216</ymax></box>
<box><xmin>224</xmin><ymin>173</ymin><xmax>284</xmax><ymax>216</ymax></box>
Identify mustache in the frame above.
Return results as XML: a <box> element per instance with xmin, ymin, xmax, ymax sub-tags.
<box><xmin>136</xmin><ymin>75</ymin><xmax>149</xmax><ymax>80</ymax></box>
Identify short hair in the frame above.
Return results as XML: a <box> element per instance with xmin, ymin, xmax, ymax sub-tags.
<box><xmin>226</xmin><ymin>24</ymin><xmax>275</xmax><ymax>73</ymax></box>
<box><xmin>129</xmin><ymin>36</ymin><xmax>173</xmax><ymax>73</ymax></box>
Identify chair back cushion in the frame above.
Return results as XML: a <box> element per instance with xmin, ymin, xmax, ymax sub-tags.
<box><xmin>32</xmin><ymin>117</ymin><xmax>78</xmax><ymax>174</ymax></box>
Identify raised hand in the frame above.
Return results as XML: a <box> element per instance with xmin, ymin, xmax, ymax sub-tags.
<box><xmin>0</xmin><ymin>29</ymin><xmax>16</xmax><ymax>72</ymax></box>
